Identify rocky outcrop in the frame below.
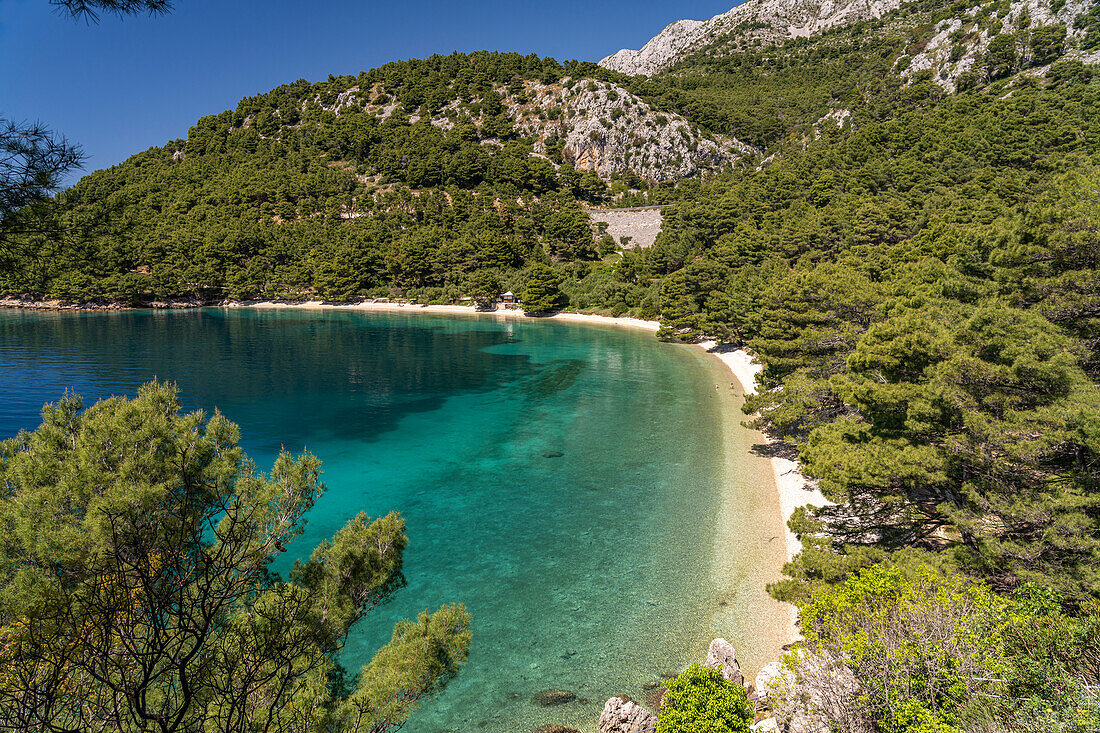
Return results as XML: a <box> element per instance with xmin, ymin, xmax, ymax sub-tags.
<box><xmin>598</xmin><ymin>695</ymin><xmax>658</xmax><ymax>733</ymax></box>
<box><xmin>600</xmin><ymin>0</ymin><xmax>904</xmax><ymax>76</ymax></box>
<box><xmin>704</xmin><ymin>638</ymin><xmax>744</xmax><ymax>687</ymax></box>
<box><xmin>901</xmin><ymin>0</ymin><xmax>1091</xmax><ymax>92</ymax></box>
<box><xmin>510</xmin><ymin>79</ymin><xmax>753</xmax><ymax>181</ymax></box>
<box><xmin>604</xmin><ymin>0</ymin><xmax>1097</xmax><ymax>89</ymax></box>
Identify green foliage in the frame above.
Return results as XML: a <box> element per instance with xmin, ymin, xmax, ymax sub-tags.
<box><xmin>656</xmin><ymin>664</ymin><xmax>753</xmax><ymax>733</ymax></box>
<box><xmin>522</xmin><ymin>262</ymin><xmax>566</xmax><ymax>313</ymax></box>
<box><xmin>466</xmin><ymin>269</ymin><xmax>503</xmax><ymax>308</ymax></box>
<box><xmin>337</xmin><ymin>604</ymin><xmax>473</xmax><ymax>732</ymax></box>
<box><xmin>0</xmin><ymin>382</ymin><xmax>470</xmax><ymax>731</ymax></box>
<box><xmin>1076</xmin><ymin>0</ymin><xmax>1100</xmax><ymax>50</ymax></box>
<box><xmin>1030</xmin><ymin>24</ymin><xmax>1068</xmax><ymax>65</ymax></box>
<box><xmin>649</xmin><ymin>73</ymin><xmax>1100</xmax><ymax>604</ymax></box>
<box><xmin>790</xmin><ymin>563</ymin><xmax>1100</xmax><ymax>733</ymax></box>
<box><xmin>985</xmin><ymin>32</ymin><xmax>1020</xmax><ymax>77</ymax></box>
<box><xmin>0</xmin><ymin>52</ymin><xmax>641</xmax><ymax>314</ymax></box>
<box><xmin>800</xmin><ymin>564</ymin><xmax>1010</xmax><ymax>727</ymax></box>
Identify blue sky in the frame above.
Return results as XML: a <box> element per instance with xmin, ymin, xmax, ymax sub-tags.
<box><xmin>1</xmin><ymin>0</ymin><xmax>735</xmax><ymax>183</ymax></box>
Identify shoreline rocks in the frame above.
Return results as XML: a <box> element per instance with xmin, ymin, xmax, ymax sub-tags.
<box><xmin>704</xmin><ymin>637</ymin><xmax>744</xmax><ymax>687</ymax></box>
<box><xmin>598</xmin><ymin>695</ymin><xmax>657</xmax><ymax>733</ymax></box>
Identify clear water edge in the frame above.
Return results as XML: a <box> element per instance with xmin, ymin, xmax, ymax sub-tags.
<box><xmin>0</xmin><ymin>308</ymin><xmax>792</xmax><ymax>733</ymax></box>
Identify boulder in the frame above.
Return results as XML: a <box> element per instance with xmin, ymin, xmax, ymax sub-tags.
<box><xmin>704</xmin><ymin>638</ymin><xmax>744</xmax><ymax>687</ymax></box>
<box><xmin>750</xmin><ymin>718</ymin><xmax>779</xmax><ymax>732</ymax></box>
<box><xmin>755</xmin><ymin>662</ymin><xmax>783</xmax><ymax>699</ymax></box>
<box><xmin>598</xmin><ymin>695</ymin><xmax>657</xmax><ymax>733</ymax></box>
<box><xmin>533</xmin><ymin>689</ymin><xmax>576</xmax><ymax>706</ymax></box>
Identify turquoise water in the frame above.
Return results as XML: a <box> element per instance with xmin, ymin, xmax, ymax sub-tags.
<box><xmin>0</xmin><ymin>308</ymin><xmax>786</xmax><ymax>732</ymax></box>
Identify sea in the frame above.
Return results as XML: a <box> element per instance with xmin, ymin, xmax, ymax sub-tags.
<box><xmin>0</xmin><ymin>307</ymin><xmax>789</xmax><ymax>732</ymax></box>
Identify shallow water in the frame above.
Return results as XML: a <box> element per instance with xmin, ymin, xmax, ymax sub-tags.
<box><xmin>0</xmin><ymin>308</ymin><xmax>789</xmax><ymax>732</ymax></box>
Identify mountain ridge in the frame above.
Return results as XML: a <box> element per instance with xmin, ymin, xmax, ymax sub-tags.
<box><xmin>600</xmin><ymin>0</ymin><xmax>904</xmax><ymax>76</ymax></box>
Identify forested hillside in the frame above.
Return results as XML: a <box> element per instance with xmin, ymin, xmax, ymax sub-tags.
<box><xmin>0</xmin><ymin>51</ymin><xmax>747</xmax><ymax>311</ymax></box>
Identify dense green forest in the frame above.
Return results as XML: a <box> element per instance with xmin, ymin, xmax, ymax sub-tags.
<box><xmin>3</xmin><ymin>0</ymin><xmax>1100</xmax><ymax>728</ymax></box>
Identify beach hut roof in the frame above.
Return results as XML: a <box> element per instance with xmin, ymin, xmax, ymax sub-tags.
<box><xmin>502</xmin><ymin>291</ymin><xmax>514</xmax><ymax>297</ymax></box>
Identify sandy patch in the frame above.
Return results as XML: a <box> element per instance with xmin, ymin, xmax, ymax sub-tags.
<box><xmin>228</xmin><ymin>301</ymin><xmax>662</xmax><ymax>332</ymax></box>
<box><xmin>698</xmin><ymin>341</ymin><xmax>830</xmax><ymax>563</ymax></box>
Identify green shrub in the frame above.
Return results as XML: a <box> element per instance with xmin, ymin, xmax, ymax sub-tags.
<box><xmin>656</xmin><ymin>664</ymin><xmax>753</xmax><ymax>733</ymax></box>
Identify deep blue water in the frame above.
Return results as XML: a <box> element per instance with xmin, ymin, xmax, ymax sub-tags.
<box><xmin>0</xmin><ymin>308</ymin><xmax>770</xmax><ymax>732</ymax></box>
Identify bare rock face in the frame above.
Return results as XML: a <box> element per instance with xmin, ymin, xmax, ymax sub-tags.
<box><xmin>598</xmin><ymin>695</ymin><xmax>657</xmax><ymax>733</ymax></box>
<box><xmin>511</xmin><ymin>79</ymin><xmax>753</xmax><ymax>181</ymax></box>
<box><xmin>704</xmin><ymin>638</ymin><xmax>744</xmax><ymax>687</ymax></box>
<box><xmin>589</xmin><ymin>207</ymin><xmax>664</xmax><ymax>249</ymax></box>
<box><xmin>600</xmin><ymin>0</ymin><xmax>904</xmax><ymax>76</ymax></box>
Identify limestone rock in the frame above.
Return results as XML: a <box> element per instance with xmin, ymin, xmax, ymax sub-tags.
<box><xmin>599</xmin><ymin>0</ymin><xmax>904</xmax><ymax>77</ymax></box>
<box><xmin>533</xmin><ymin>689</ymin><xmax>576</xmax><ymax>706</ymax></box>
<box><xmin>511</xmin><ymin>79</ymin><xmax>753</xmax><ymax>182</ymax></box>
<box><xmin>755</xmin><ymin>661</ymin><xmax>783</xmax><ymax>699</ymax></box>
<box><xmin>750</xmin><ymin>718</ymin><xmax>779</xmax><ymax>732</ymax></box>
<box><xmin>901</xmin><ymin>0</ymin><xmax>1090</xmax><ymax>92</ymax></box>
<box><xmin>598</xmin><ymin>695</ymin><xmax>657</xmax><ymax>733</ymax></box>
<box><xmin>704</xmin><ymin>638</ymin><xmax>744</xmax><ymax>687</ymax></box>
<box><xmin>601</xmin><ymin>0</ymin><xmax>1093</xmax><ymax>94</ymax></box>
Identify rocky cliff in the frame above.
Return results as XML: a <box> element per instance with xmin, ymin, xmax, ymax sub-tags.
<box><xmin>599</xmin><ymin>0</ymin><xmax>904</xmax><ymax>76</ymax></box>
<box><xmin>508</xmin><ymin>79</ymin><xmax>753</xmax><ymax>180</ymax></box>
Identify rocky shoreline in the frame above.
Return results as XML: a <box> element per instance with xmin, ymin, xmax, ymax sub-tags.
<box><xmin>592</xmin><ymin>638</ymin><xmax>786</xmax><ymax>733</ymax></box>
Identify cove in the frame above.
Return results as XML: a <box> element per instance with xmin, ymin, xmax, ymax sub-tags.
<box><xmin>0</xmin><ymin>307</ymin><xmax>790</xmax><ymax>732</ymax></box>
